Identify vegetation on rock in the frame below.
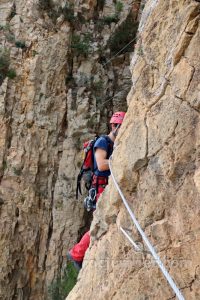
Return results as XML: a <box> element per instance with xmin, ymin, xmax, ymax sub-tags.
<box><xmin>48</xmin><ymin>262</ymin><xmax>78</xmax><ymax>300</ymax></box>
<box><xmin>0</xmin><ymin>48</ymin><xmax>16</xmax><ymax>84</ymax></box>
<box><xmin>109</xmin><ymin>13</ymin><xmax>138</xmax><ymax>54</ymax></box>
<box><xmin>101</xmin><ymin>1</ymin><xmax>123</xmax><ymax>25</ymax></box>
<box><xmin>71</xmin><ymin>34</ymin><xmax>91</xmax><ymax>56</ymax></box>
<box><xmin>15</xmin><ymin>40</ymin><xmax>26</xmax><ymax>49</ymax></box>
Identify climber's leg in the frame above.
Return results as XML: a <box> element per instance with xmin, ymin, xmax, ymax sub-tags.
<box><xmin>67</xmin><ymin>231</ymin><xmax>90</xmax><ymax>269</ymax></box>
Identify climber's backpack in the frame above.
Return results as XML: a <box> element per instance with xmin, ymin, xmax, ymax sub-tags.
<box><xmin>76</xmin><ymin>135</ymin><xmax>111</xmax><ymax>199</ymax></box>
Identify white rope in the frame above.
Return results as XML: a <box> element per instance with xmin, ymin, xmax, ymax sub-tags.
<box><xmin>109</xmin><ymin>156</ymin><xmax>185</xmax><ymax>300</ymax></box>
<box><xmin>120</xmin><ymin>226</ymin><xmax>142</xmax><ymax>252</ymax></box>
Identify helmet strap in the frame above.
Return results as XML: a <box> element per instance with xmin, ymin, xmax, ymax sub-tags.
<box><xmin>112</xmin><ymin>124</ymin><xmax>120</xmax><ymax>137</ymax></box>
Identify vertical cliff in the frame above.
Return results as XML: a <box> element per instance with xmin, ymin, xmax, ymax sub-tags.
<box><xmin>67</xmin><ymin>0</ymin><xmax>200</xmax><ymax>299</ymax></box>
<box><xmin>0</xmin><ymin>0</ymin><xmax>141</xmax><ymax>299</ymax></box>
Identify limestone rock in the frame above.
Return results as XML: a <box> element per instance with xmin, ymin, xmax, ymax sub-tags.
<box><xmin>67</xmin><ymin>1</ymin><xmax>200</xmax><ymax>299</ymax></box>
<box><xmin>0</xmin><ymin>0</ymin><xmax>138</xmax><ymax>299</ymax></box>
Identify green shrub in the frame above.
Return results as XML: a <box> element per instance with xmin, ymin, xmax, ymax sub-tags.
<box><xmin>0</xmin><ymin>48</ymin><xmax>17</xmax><ymax>83</ymax></box>
<box><xmin>48</xmin><ymin>262</ymin><xmax>78</xmax><ymax>300</ymax></box>
<box><xmin>0</xmin><ymin>48</ymin><xmax>10</xmax><ymax>84</ymax></box>
<box><xmin>38</xmin><ymin>0</ymin><xmax>76</xmax><ymax>24</ymax></box>
<box><xmin>37</xmin><ymin>0</ymin><xmax>59</xmax><ymax>23</ymax></box>
<box><xmin>97</xmin><ymin>0</ymin><xmax>105</xmax><ymax>10</ymax></box>
<box><xmin>62</xmin><ymin>3</ymin><xmax>75</xmax><ymax>22</ymax></box>
<box><xmin>2</xmin><ymin>160</ymin><xmax>7</xmax><ymax>171</ymax></box>
<box><xmin>102</xmin><ymin>15</ymin><xmax>119</xmax><ymax>25</ymax></box>
<box><xmin>0</xmin><ymin>24</ymin><xmax>26</xmax><ymax>50</ymax></box>
<box><xmin>15</xmin><ymin>40</ymin><xmax>26</xmax><ymax>49</ymax></box>
<box><xmin>0</xmin><ymin>24</ymin><xmax>10</xmax><ymax>31</ymax></box>
<box><xmin>71</xmin><ymin>34</ymin><xmax>91</xmax><ymax>56</ymax></box>
<box><xmin>0</xmin><ymin>48</ymin><xmax>9</xmax><ymax>70</ymax></box>
<box><xmin>13</xmin><ymin>167</ymin><xmax>22</xmax><ymax>176</ymax></box>
<box><xmin>37</xmin><ymin>0</ymin><xmax>86</xmax><ymax>25</ymax></box>
<box><xmin>38</xmin><ymin>0</ymin><xmax>54</xmax><ymax>11</ymax></box>
<box><xmin>0</xmin><ymin>24</ymin><xmax>15</xmax><ymax>42</ymax></box>
<box><xmin>7</xmin><ymin>69</ymin><xmax>16</xmax><ymax>79</ymax></box>
<box><xmin>99</xmin><ymin>1</ymin><xmax>123</xmax><ymax>26</ymax></box>
<box><xmin>115</xmin><ymin>1</ymin><xmax>123</xmax><ymax>14</ymax></box>
<box><xmin>109</xmin><ymin>13</ymin><xmax>139</xmax><ymax>54</ymax></box>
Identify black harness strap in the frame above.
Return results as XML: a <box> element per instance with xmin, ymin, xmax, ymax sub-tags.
<box><xmin>76</xmin><ymin>170</ymin><xmax>83</xmax><ymax>199</ymax></box>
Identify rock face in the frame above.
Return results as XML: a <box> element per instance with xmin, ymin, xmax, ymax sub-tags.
<box><xmin>0</xmin><ymin>0</ymin><xmax>140</xmax><ymax>299</ymax></box>
<box><xmin>67</xmin><ymin>1</ymin><xmax>200</xmax><ymax>299</ymax></box>
<box><xmin>0</xmin><ymin>1</ymin><xmax>73</xmax><ymax>299</ymax></box>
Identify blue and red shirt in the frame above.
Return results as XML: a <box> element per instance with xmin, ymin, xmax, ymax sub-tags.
<box><xmin>93</xmin><ymin>136</ymin><xmax>114</xmax><ymax>177</ymax></box>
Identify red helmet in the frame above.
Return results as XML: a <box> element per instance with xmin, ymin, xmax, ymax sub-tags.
<box><xmin>110</xmin><ymin>111</ymin><xmax>126</xmax><ymax>124</ymax></box>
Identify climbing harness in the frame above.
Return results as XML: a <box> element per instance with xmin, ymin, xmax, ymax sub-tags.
<box><xmin>83</xmin><ymin>175</ymin><xmax>109</xmax><ymax>211</ymax></box>
<box><xmin>109</xmin><ymin>156</ymin><xmax>185</xmax><ymax>300</ymax></box>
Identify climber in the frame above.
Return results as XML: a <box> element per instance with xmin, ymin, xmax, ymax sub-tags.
<box><xmin>67</xmin><ymin>112</ymin><xmax>126</xmax><ymax>270</ymax></box>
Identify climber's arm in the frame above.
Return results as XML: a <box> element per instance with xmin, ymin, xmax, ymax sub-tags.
<box><xmin>95</xmin><ymin>148</ymin><xmax>109</xmax><ymax>171</ymax></box>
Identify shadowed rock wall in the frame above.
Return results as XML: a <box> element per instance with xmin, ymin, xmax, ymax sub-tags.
<box><xmin>0</xmin><ymin>0</ymin><xmax>140</xmax><ymax>299</ymax></box>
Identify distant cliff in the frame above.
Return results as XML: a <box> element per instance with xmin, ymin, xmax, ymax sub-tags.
<box><xmin>0</xmin><ymin>0</ymin><xmax>141</xmax><ymax>299</ymax></box>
